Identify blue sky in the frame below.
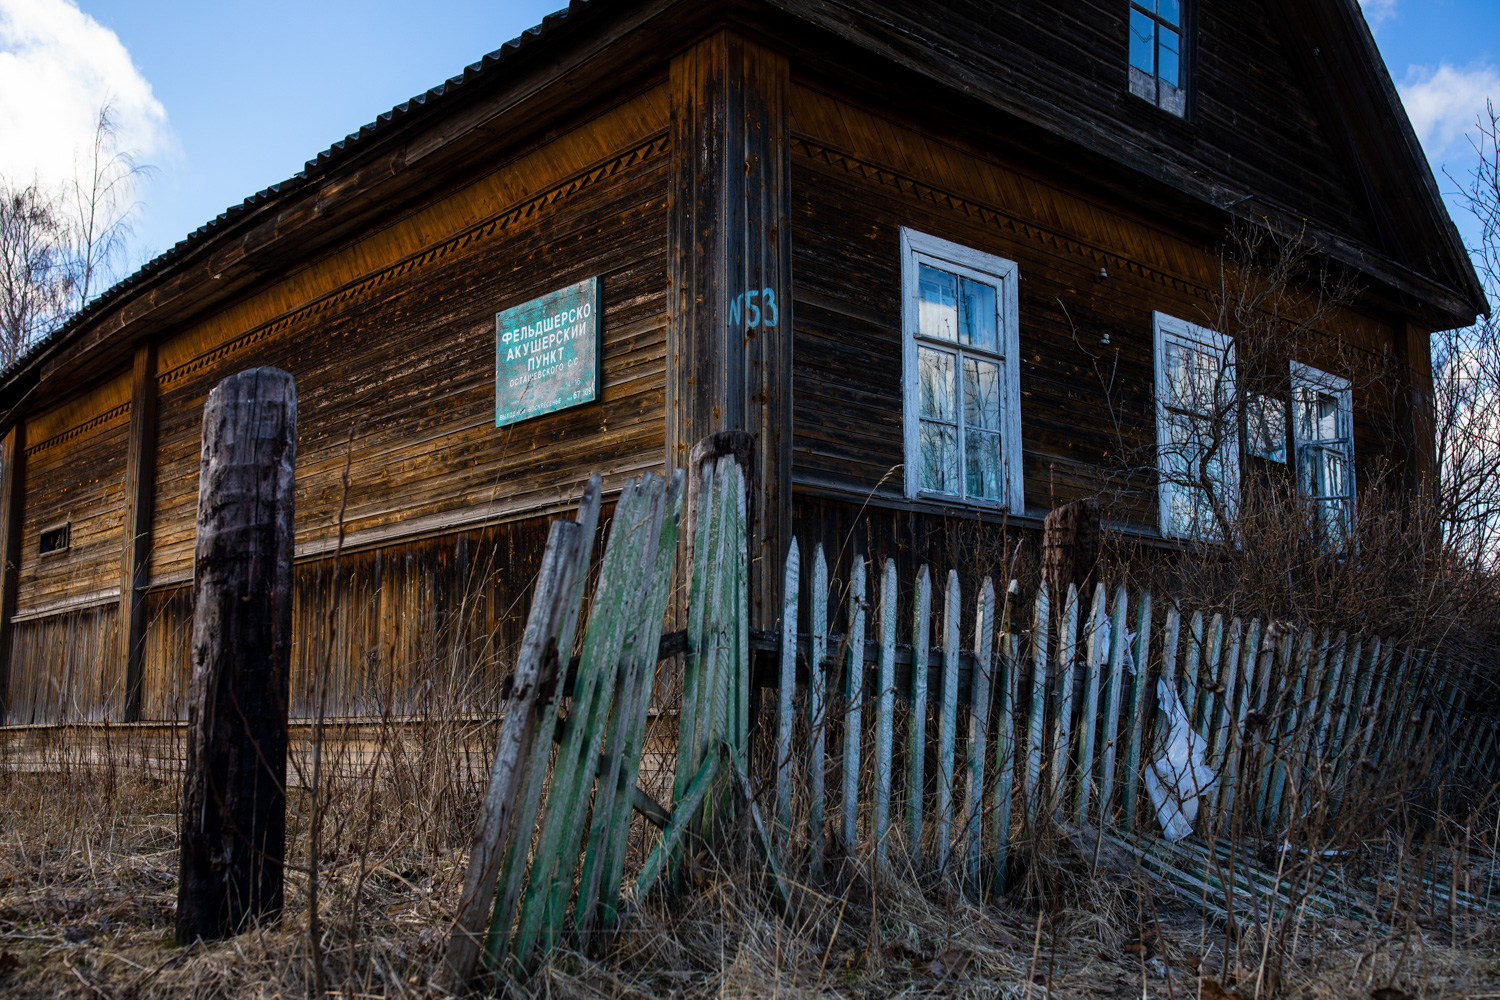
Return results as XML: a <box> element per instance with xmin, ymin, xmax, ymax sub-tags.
<box><xmin>2</xmin><ymin>0</ymin><xmax>1497</xmax><ymax>281</ymax></box>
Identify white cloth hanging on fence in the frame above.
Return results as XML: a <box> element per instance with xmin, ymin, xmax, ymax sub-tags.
<box><xmin>1144</xmin><ymin>678</ymin><xmax>1217</xmax><ymax>842</ymax></box>
<box><xmin>1098</xmin><ymin>620</ymin><xmax>1139</xmax><ymax>674</ymax></box>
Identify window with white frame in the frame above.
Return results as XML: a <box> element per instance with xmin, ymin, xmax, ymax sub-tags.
<box><xmin>1290</xmin><ymin>362</ymin><xmax>1354</xmax><ymax>541</ymax></box>
<box><xmin>1154</xmin><ymin>312</ymin><xmax>1237</xmax><ymax>539</ymax></box>
<box><xmin>900</xmin><ymin>229</ymin><xmax>1023</xmax><ymax>512</ymax></box>
<box><xmin>1128</xmin><ymin>0</ymin><xmax>1188</xmax><ymax>116</ymax></box>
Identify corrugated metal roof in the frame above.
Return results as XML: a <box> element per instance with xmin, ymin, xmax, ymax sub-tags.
<box><xmin>2</xmin><ymin>2</ymin><xmax>584</xmax><ymax>384</ymax></box>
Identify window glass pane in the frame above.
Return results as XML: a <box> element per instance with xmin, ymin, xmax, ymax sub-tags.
<box><xmin>1297</xmin><ymin>446</ymin><xmax>1321</xmax><ymax>496</ymax></box>
<box><xmin>1321</xmin><ymin>448</ymin><xmax>1350</xmax><ymax>499</ymax></box>
<box><xmin>1204</xmin><ymin>445</ymin><xmax>1233</xmax><ymax>492</ymax></box>
<box><xmin>966</xmin><ymin>429</ymin><xmax>1003</xmax><ymax>500</ymax></box>
<box><xmin>1164</xmin><ymin>343</ymin><xmax>1193</xmax><ymax>407</ymax></box>
<box><xmin>919</xmin><ymin>421</ymin><xmax>957</xmax><ymax>494</ymax></box>
<box><xmin>918</xmin><ymin>346</ymin><xmax>955</xmax><ymax>421</ymax></box>
<box><xmin>1157</xmin><ymin>0</ymin><xmax>1180</xmax><ymax>26</ymax></box>
<box><xmin>1157</xmin><ymin>28</ymin><xmax>1180</xmax><ymax>88</ymax></box>
<box><xmin>962</xmin><ymin>357</ymin><xmax>1002</xmax><ymax>430</ymax></box>
<box><xmin>958</xmin><ymin>278</ymin><xmax>998</xmax><ymax>351</ymax></box>
<box><xmin>1167</xmin><ymin>483</ymin><xmax>1215</xmax><ymax>539</ymax></box>
<box><xmin>1293</xmin><ymin>385</ymin><xmax>1345</xmax><ymax>444</ymax></box>
<box><xmin>918</xmin><ymin>264</ymin><xmax>958</xmax><ymax>341</ymax></box>
<box><xmin>1246</xmin><ymin>394</ymin><xmax>1286</xmax><ymax>463</ymax></box>
<box><xmin>1315</xmin><ymin>392</ymin><xmax>1339</xmax><ymax>441</ymax></box>
<box><xmin>1165</xmin><ymin>341</ymin><xmax>1221</xmax><ymax>415</ymax></box>
<box><xmin>1132</xmin><ymin>0</ymin><xmax>1157</xmax><ymax>13</ymax></box>
<box><xmin>1317</xmin><ymin>498</ymin><xmax>1350</xmax><ymax>540</ymax></box>
<box><xmin>1292</xmin><ymin>386</ymin><xmax>1314</xmax><ymax>442</ymax></box>
<box><xmin>1129</xmin><ymin>9</ymin><xmax>1155</xmax><ymax>74</ymax></box>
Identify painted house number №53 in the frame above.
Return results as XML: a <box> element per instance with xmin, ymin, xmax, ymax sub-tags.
<box><xmin>728</xmin><ymin>288</ymin><xmax>778</xmax><ymax>330</ymax></box>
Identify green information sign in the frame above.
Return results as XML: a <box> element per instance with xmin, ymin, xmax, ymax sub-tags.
<box><xmin>495</xmin><ymin>276</ymin><xmax>601</xmax><ymax>427</ymax></box>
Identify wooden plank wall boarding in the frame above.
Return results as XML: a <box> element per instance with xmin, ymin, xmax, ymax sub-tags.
<box><xmin>769</xmin><ymin>545</ymin><xmax>1500</xmax><ymax>890</ymax></box>
<box><xmin>667</xmin><ymin>31</ymin><xmax>793</xmax><ymax>632</ymax></box>
<box><xmin>786</xmin><ymin>81</ymin><xmax>1413</xmax><ymax>526</ymax></box>
<box><xmin>3</xmin><ymin>87</ymin><xmax>673</xmax><ymax>727</ymax></box>
<box><xmin>0</xmin><ymin>424</ymin><xmax>24</xmax><ymax>723</ymax></box>
<box><xmin>131</xmin><ymin>512</ymin><xmax>569</xmax><ymax>722</ymax></box>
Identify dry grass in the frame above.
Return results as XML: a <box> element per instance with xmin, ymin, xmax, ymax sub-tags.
<box><xmin>2</xmin><ymin>719</ymin><xmax>1498</xmax><ymax>1000</ymax></box>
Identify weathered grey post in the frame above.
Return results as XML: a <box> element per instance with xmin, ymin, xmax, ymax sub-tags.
<box><xmin>176</xmin><ymin>368</ymin><xmax>297</xmax><ymax>943</ymax></box>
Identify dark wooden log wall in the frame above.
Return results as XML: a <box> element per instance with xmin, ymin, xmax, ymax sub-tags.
<box><xmin>136</xmin><ymin>518</ymin><xmax>551</xmax><ymax>721</ymax></box>
<box><xmin>667</xmin><ymin>31</ymin><xmax>793</xmax><ymax>630</ymax></box>
<box><xmin>786</xmin><ymin>82</ymin><xmax>1408</xmax><ymax>543</ymax></box>
<box><xmin>8</xmin><ymin>87</ymin><xmax>672</xmax><ymax>724</ymax></box>
<box><xmin>5</xmin><ymin>378</ymin><xmax>131</xmax><ymax>722</ymax></box>
<box><xmin>147</xmin><ymin>108</ymin><xmax>671</xmax><ymax>583</ymax></box>
<box><xmin>6</xmin><ymin>607</ymin><xmax>120</xmax><ymax>725</ymax></box>
<box><xmin>790</xmin><ymin>0</ymin><xmax>1400</xmax><ymax>288</ymax></box>
<box><xmin>15</xmin><ymin>381</ymin><xmax>131</xmax><ymax>615</ymax></box>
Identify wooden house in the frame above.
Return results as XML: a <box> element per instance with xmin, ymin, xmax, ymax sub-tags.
<box><xmin>0</xmin><ymin>0</ymin><xmax>1483</xmax><ymax>725</ymax></box>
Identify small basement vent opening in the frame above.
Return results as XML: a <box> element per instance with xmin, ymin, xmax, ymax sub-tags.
<box><xmin>39</xmin><ymin>523</ymin><xmax>70</xmax><ymax>556</ymax></box>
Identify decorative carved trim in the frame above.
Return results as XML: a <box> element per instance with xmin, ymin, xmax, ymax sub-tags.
<box><xmin>791</xmin><ymin>135</ymin><xmax>1210</xmax><ymax>301</ymax></box>
<box><xmin>791</xmin><ymin>135</ymin><xmax>1396</xmax><ymax>372</ymax></box>
<box><xmin>25</xmin><ymin>403</ymin><xmax>130</xmax><ymax>458</ymax></box>
<box><xmin>23</xmin><ymin>134</ymin><xmax>669</xmax><ymax>455</ymax></box>
<box><xmin>158</xmin><ymin>133</ymin><xmax>671</xmax><ymax>390</ymax></box>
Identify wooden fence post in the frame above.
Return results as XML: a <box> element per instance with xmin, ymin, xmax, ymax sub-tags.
<box><xmin>1042</xmin><ymin>499</ymin><xmax>1100</xmax><ymax>603</ymax></box>
<box><xmin>176</xmin><ymin>368</ymin><xmax>296</xmax><ymax>942</ymax></box>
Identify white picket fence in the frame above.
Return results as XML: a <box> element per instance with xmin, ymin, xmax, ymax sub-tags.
<box><xmin>768</xmin><ymin>541</ymin><xmax>1499</xmax><ymax>893</ymax></box>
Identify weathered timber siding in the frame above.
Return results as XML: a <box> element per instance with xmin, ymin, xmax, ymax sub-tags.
<box><xmin>16</xmin><ymin>378</ymin><xmax>131</xmax><ymax>614</ymax></box>
<box><xmin>789</xmin><ymin>496</ymin><xmax>1030</xmax><ymax>629</ymax></box>
<box><xmin>6</xmin><ymin>377</ymin><xmax>132</xmax><ymax>722</ymax></box>
<box><xmin>7</xmin><ymin>90</ymin><xmax>671</xmax><ymax>724</ymax></box>
<box><xmin>791</xmin><ymin>83</ymin><xmax>1170</xmax><ymax>522</ymax></box>
<box><xmin>138</xmin><ymin>515</ymin><xmax>560</xmax><ymax>721</ymax></box>
<box><xmin>148</xmin><ymin>150</ymin><xmax>669</xmax><ymax>585</ymax></box>
<box><xmin>6</xmin><ymin>606</ymin><xmax>121</xmax><ymax>724</ymax></box>
<box><xmin>788</xmin><ymin>84</ymin><xmax>1408</xmax><ymax>529</ymax></box>
<box><xmin>796</xmin><ymin>0</ymin><xmax>1382</xmax><ymax>261</ymax></box>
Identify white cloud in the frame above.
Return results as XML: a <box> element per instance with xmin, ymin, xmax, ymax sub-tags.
<box><xmin>1399</xmin><ymin>62</ymin><xmax>1500</xmax><ymax>164</ymax></box>
<box><xmin>1360</xmin><ymin>0</ymin><xmax>1399</xmax><ymax>31</ymax></box>
<box><xmin>0</xmin><ymin>0</ymin><xmax>170</xmax><ymax>194</ymax></box>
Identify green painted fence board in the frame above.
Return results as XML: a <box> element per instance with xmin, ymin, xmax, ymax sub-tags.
<box><xmin>965</xmin><ymin>577</ymin><xmax>995</xmax><ymax>890</ymax></box>
<box><xmin>635</xmin><ymin>752</ymin><xmax>721</xmax><ymax>902</ymax></box>
<box><xmin>589</xmin><ymin>471</ymin><xmax>684</xmax><ymax>933</ymax></box>
<box><xmin>992</xmin><ymin>580</ymin><xmax>1019</xmax><ymax>894</ymax></box>
<box><xmin>937</xmin><ymin>569</ymin><xmax>961</xmax><ymax>869</ymax></box>
<box><xmin>1074</xmin><ymin>583</ymin><xmax>1107</xmax><ymax>824</ymax></box>
<box><xmin>1026</xmin><ymin>583</ymin><xmax>1051</xmax><ymax>823</ymax></box>
<box><xmin>842</xmin><ymin>557</ymin><xmax>867</xmax><ymax>854</ymax></box>
<box><xmin>1182</xmin><ymin>611</ymin><xmax>1204</xmax><ymax>733</ymax></box>
<box><xmin>1097</xmin><ymin>585</ymin><xmax>1129</xmax><ymax>827</ymax></box>
<box><xmin>907</xmin><ymin>567</ymin><xmax>932</xmax><ymax>860</ymax></box>
<box><xmin>514</xmin><ymin>477</ymin><xmax>658</xmax><ymax>964</ymax></box>
<box><xmin>1050</xmin><ymin>584</ymin><xmax>1080</xmax><ymax>823</ymax></box>
<box><xmin>482</xmin><ymin>477</ymin><xmax>602</xmax><ymax>969</ymax></box>
<box><xmin>1120</xmin><ymin>592</ymin><xmax>1152</xmax><ymax>832</ymax></box>
<box><xmin>575</xmin><ymin>480</ymin><xmax>671</xmax><ymax>939</ymax></box>
<box><xmin>809</xmin><ymin>545</ymin><xmax>829</xmax><ymax>874</ymax></box>
<box><xmin>1225</xmin><ymin>618</ymin><xmax>1261</xmax><ymax>820</ymax></box>
<box><xmin>776</xmin><ymin>538</ymin><xmax>801</xmax><ymax>838</ymax></box>
<box><xmin>874</xmin><ymin>558</ymin><xmax>898</xmax><ymax>868</ymax></box>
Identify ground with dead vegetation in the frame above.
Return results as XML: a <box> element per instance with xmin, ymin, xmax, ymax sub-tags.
<box><xmin>1</xmin><ymin>764</ymin><xmax>1497</xmax><ymax>1000</ymax></box>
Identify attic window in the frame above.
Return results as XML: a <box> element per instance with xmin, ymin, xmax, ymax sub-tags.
<box><xmin>1128</xmin><ymin>0</ymin><xmax>1188</xmax><ymax>117</ymax></box>
<box><xmin>39</xmin><ymin>523</ymin><xmax>70</xmax><ymax>556</ymax></box>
